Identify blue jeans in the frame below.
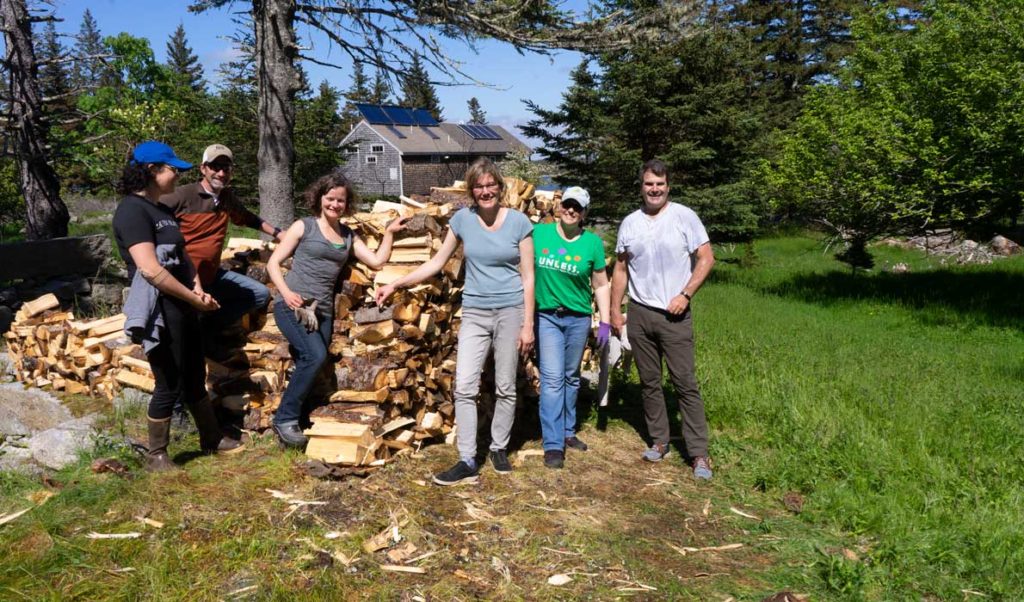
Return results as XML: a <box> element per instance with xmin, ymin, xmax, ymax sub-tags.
<box><xmin>273</xmin><ymin>300</ymin><xmax>333</xmax><ymax>425</ymax></box>
<box><xmin>205</xmin><ymin>269</ymin><xmax>270</xmax><ymax>331</ymax></box>
<box><xmin>536</xmin><ymin>310</ymin><xmax>591</xmax><ymax>451</ymax></box>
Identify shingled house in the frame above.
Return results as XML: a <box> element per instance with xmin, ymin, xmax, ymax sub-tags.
<box><xmin>339</xmin><ymin>103</ymin><xmax>531</xmax><ymax>197</ymax></box>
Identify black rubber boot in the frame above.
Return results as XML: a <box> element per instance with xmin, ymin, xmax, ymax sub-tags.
<box><xmin>187</xmin><ymin>397</ymin><xmax>245</xmax><ymax>454</ymax></box>
<box><xmin>146</xmin><ymin>416</ymin><xmax>179</xmax><ymax>472</ymax></box>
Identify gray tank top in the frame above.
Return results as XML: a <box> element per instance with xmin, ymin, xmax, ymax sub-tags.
<box><xmin>284</xmin><ymin>216</ymin><xmax>353</xmax><ymax>316</ymax></box>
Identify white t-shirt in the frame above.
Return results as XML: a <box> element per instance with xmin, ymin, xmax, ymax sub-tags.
<box><xmin>615</xmin><ymin>202</ymin><xmax>709</xmax><ymax>310</ymax></box>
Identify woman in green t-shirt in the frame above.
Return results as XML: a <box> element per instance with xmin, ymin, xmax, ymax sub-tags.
<box><xmin>533</xmin><ymin>186</ymin><xmax>611</xmax><ymax>469</ymax></box>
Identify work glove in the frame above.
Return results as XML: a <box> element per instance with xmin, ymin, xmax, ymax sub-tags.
<box><xmin>595</xmin><ymin>321</ymin><xmax>612</xmax><ymax>352</ymax></box>
<box><xmin>293</xmin><ymin>299</ymin><xmax>319</xmax><ymax>332</ymax></box>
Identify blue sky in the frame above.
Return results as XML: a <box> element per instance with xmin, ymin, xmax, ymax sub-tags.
<box><xmin>48</xmin><ymin>0</ymin><xmax>586</xmax><ymax>146</ymax></box>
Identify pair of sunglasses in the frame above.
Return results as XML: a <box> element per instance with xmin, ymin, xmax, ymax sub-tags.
<box><xmin>561</xmin><ymin>200</ymin><xmax>584</xmax><ymax>213</ymax></box>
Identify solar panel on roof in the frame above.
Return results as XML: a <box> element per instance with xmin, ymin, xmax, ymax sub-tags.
<box><xmin>420</xmin><ymin>126</ymin><xmax>440</xmax><ymax>140</ymax></box>
<box><xmin>459</xmin><ymin>124</ymin><xmax>502</xmax><ymax>140</ymax></box>
<box><xmin>385</xmin><ymin>124</ymin><xmax>407</xmax><ymax>139</ymax></box>
<box><xmin>411</xmin><ymin>109</ymin><xmax>439</xmax><ymax>126</ymax></box>
<box><xmin>357</xmin><ymin>103</ymin><xmax>392</xmax><ymax>125</ymax></box>
<box><xmin>479</xmin><ymin>125</ymin><xmax>501</xmax><ymax>139</ymax></box>
<box><xmin>383</xmin><ymin>106</ymin><xmax>415</xmax><ymax>126</ymax></box>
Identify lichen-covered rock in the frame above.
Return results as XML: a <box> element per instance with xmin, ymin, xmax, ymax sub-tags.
<box><xmin>28</xmin><ymin>416</ymin><xmax>98</xmax><ymax>470</ymax></box>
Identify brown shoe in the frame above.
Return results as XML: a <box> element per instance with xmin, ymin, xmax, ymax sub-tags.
<box><xmin>146</xmin><ymin>416</ymin><xmax>179</xmax><ymax>472</ymax></box>
<box><xmin>188</xmin><ymin>397</ymin><xmax>246</xmax><ymax>455</ymax></box>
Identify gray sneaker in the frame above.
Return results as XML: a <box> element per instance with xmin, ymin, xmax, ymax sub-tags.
<box><xmin>692</xmin><ymin>456</ymin><xmax>713</xmax><ymax>481</ymax></box>
<box><xmin>641</xmin><ymin>442</ymin><xmax>670</xmax><ymax>462</ymax></box>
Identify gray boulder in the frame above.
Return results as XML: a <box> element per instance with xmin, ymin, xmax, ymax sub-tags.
<box><xmin>0</xmin><ymin>384</ymin><xmax>73</xmax><ymax>435</ymax></box>
<box><xmin>28</xmin><ymin>415</ymin><xmax>99</xmax><ymax>470</ymax></box>
<box><xmin>990</xmin><ymin>235</ymin><xmax>1021</xmax><ymax>256</ymax></box>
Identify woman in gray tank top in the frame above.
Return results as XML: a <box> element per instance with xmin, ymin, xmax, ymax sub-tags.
<box><xmin>267</xmin><ymin>173</ymin><xmax>406</xmax><ymax>448</ymax></box>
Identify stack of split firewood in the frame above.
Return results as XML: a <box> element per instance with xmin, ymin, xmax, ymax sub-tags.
<box><xmin>3</xmin><ymin>176</ymin><xmax>578</xmax><ymax>469</ymax></box>
<box><xmin>4</xmin><ymin>294</ymin><xmax>148</xmax><ymax>400</ymax></box>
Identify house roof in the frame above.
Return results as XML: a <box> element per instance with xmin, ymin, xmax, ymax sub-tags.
<box><xmin>342</xmin><ymin>119</ymin><xmax>531</xmax><ymax>156</ymax></box>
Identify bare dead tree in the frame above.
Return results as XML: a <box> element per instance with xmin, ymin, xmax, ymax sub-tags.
<box><xmin>0</xmin><ymin>0</ymin><xmax>69</xmax><ymax>239</ymax></box>
<box><xmin>190</xmin><ymin>0</ymin><xmax>701</xmax><ymax>226</ymax></box>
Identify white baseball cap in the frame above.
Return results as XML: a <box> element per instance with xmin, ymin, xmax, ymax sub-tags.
<box><xmin>202</xmin><ymin>144</ymin><xmax>234</xmax><ymax>164</ymax></box>
<box><xmin>562</xmin><ymin>186</ymin><xmax>590</xmax><ymax>209</ymax></box>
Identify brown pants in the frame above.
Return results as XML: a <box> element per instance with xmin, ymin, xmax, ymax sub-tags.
<box><xmin>627</xmin><ymin>301</ymin><xmax>709</xmax><ymax>458</ymax></box>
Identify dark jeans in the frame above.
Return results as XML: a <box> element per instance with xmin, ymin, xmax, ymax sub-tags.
<box><xmin>273</xmin><ymin>300</ymin><xmax>333</xmax><ymax>425</ymax></box>
<box><xmin>627</xmin><ymin>301</ymin><xmax>709</xmax><ymax>458</ymax></box>
<box><xmin>147</xmin><ymin>296</ymin><xmax>207</xmax><ymax>420</ymax></box>
<box><xmin>204</xmin><ymin>269</ymin><xmax>270</xmax><ymax>331</ymax></box>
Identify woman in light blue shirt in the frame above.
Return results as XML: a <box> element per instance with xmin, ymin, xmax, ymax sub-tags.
<box><xmin>376</xmin><ymin>157</ymin><xmax>534</xmax><ymax>486</ymax></box>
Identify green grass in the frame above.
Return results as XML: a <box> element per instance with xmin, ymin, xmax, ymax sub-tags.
<box><xmin>696</xmin><ymin>234</ymin><xmax>1024</xmax><ymax>598</ymax></box>
<box><xmin>2</xmin><ymin>232</ymin><xmax>1022</xmax><ymax>599</ymax></box>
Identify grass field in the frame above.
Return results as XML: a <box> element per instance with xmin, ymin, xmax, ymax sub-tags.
<box><xmin>700</xmin><ymin>235</ymin><xmax>1024</xmax><ymax>598</ymax></box>
<box><xmin>1</xmin><ymin>233</ymin><xmax>1022</xmax><ymax>600</ymax></box>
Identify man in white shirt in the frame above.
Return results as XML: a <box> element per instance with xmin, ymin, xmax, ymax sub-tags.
<box><xmin>610</xmin><ymin>159</ymin><xmax>716</xmax><ymax>480</ymax></box>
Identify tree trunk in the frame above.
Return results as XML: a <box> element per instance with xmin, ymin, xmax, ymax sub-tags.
<box><xmin>1</xmin><ymin>0</ymin><xmax>69</xmax><ymax>239</ymax></box>
<box><xmin>253</xmin><ymin>0</ymin><xmax>301</xmax><ymax>229</ymax></box>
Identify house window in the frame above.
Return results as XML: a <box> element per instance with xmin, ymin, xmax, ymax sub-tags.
<box><xmin>366</xmin><ymin>156</ymin><xmax>378</xmax><ymax>164</ymax></box>
<box><xmin>371</xmin><ymin>144</ymin><xmax>385</xmax><ymax>153</ymax></box>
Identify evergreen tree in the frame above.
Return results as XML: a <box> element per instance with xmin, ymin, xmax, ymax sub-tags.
<box><xmin>71</xmin><ymin>9</ymin><xmax>107</xmax><ymax>90</ymax></box>
<box><xmin>166</xmin><ymin>24</ymin><xmax>205</xmax><ymax>93</ymax></box>
<box><xmin>342</xmin><ymin>62</ymin><xmax>371</xmax><ymax>126</ymax></box>
<box><xmin>212</xmin><ymin>37</ymin><xmax>259</xmax><ymax>199</ymax></box>
<box><xmin>38</xmin><ymin>21</ymin><xmax>70</xmax><ymax>103</ymax></box>
<box><xmin>467</xmin><ymin>97</ymin><xmax>486</xmax><ymax>124</ymax></box>
<box><xmin>521</xmin><ymin>60</ymin><xmax>611</xmax><ymax>200</ymax></box>
<box><xmin>524</xmin><ymin>30</ymin><xmax>767</xmax><ymax>238</ymax></box>
<box><xmin>399</xmin><ymin>55</ymin><xmax>442</xmax><ymax>119</ymax></box>
<box><xmin>295</xmin><ymin>80</ymin><xmax>346</xmax><ymax>193</ymax></box>
<box><xmin>370</xmin><ymin>68</ymin><xmax>392</xmax><ymax>105</ymax></box>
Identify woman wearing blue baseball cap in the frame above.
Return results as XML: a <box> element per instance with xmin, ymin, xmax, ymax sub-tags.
<box><xmin>112</xmin><ymin>141</ymin><xmax>244</xmax><ymax>471</ymax></box>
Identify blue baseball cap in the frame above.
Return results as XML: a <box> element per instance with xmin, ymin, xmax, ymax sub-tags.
<box><xmin>131</xmin><ymin>141</ymin><xmax>193</xmax><ymax>170</ymax></box>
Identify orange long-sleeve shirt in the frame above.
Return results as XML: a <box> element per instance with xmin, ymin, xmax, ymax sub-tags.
<box><xmin>159</xmin><ymin>182</ymin><xmax>264</xmax><ymax>287</ymax></box>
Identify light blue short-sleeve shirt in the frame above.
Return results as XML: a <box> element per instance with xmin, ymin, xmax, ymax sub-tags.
<box><xmin>449</xmin><ymin>207</ymin><xmax>533</xmax><ymax>309</ymax></box>
<box><xmin>615</xmin><ymin>202</ymin><xmax>709</xmax><ymax>310</ymax></box>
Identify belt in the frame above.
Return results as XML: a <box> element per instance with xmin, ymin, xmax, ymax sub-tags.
<box><xmin>540</xmin><ymin>306</ymin><xmax>590</xmax><ymax>318</ymax></box>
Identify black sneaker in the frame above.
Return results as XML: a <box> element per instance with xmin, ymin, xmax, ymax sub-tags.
<box><xmin>489</xmin><ymin>449</ymin><xmax>513</xmax><ymax>474</ymax></box>
<box><xmin>433</xmin><ymin>461</ymin><xmax>479</xmax><ymax>486</ymax></box>
<box><xmin>565</xmin><ymin>436</ymin><xmax>589</xmax><ymax>452</ymax></box>
<box><xmin>543</xmin><ymin>449</ymin><xmax>564</xmax><ymax>469</ymax></box>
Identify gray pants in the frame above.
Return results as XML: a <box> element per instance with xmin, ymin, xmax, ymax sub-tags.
<box><xmin>627</xmin><ymin>301</ymin><xmax>709</xmax><ymax>458</ymax></box>
<box><xmin>454</xmin><ymin>305</ymin><xmax>524</xmax><ymax>461</ymax></box>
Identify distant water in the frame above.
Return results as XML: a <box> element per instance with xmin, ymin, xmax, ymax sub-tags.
<box><xmin>536</xmin><ymin>175</ymin><xmax>558</xmax><ymax>191</ymax></box>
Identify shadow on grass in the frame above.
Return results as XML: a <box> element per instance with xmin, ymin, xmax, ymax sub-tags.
<box><xmin>719</xmin><ymin>267</ymin><xmax>1024</xmax><ymax>330</ymax></box>
<box><xmin>576</xmin><ymin>373</ymin><xmax>691</xmax><ymax>459</ymax></box>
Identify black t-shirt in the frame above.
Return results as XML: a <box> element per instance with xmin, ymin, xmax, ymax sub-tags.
<box><xmin>112</xmin><ymin>194</ymin><xmax>192</xmax><ymax>284</ymax></box>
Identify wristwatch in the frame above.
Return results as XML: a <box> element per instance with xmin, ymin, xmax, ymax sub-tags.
<box><xmin>681</xmin><ymin>291</ymin><xmax>692</xmax><ymax>301</ymax></box>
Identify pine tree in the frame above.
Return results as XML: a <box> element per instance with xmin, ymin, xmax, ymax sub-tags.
<box><xmin>370</xmin><ymin>68</ymin><xmax>392</xmax><ymax>105</ymax></box>
<box><xmin>166</xmin><ymin>24</ymin><xmax>205</xmax><ymax>93</ymax></box>
<box><xmin>521</xmin><ymin>60</ymin><xmax>611</xmax><ymax>199</ymax></box>
<box><xmin>295</xmin><ymin>80</ymin><xmax>346</xmax><ymax>191</ymax></box>
<box><xmin>399</xmin><ymin>55</ymin><xmax>442</xmax><ymax>120</ymax></box>
<box><xmin>72</xmin><ymin>9</ymin><xmax>107</xmax><ymax>90</ymax></box>
<box><xmin>467</xmin><ymin>97</ymin><xmax>486</xmax><ymax>124</ymax></box>
<box><xmin>342</xmin><ymin>62</ymin><xmax>371</xmax><ymax>126</ymax></box>
<box><xmin>38</xmin><ymin>21</ymin><xmax>70</xmax><ymax>103</ymax></box>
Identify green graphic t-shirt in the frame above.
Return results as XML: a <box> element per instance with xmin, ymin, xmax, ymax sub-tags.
<box><xmin>533</xmin><ymin>222</ymin><xmax>606</xmax><ymax>314</ymax></box>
